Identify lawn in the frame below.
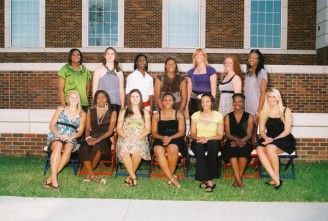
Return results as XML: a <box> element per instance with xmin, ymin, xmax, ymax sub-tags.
<box><xmin>0</xmin><ymin>155</ymin><xmax>327</xmax><ymax>202</ymax></box>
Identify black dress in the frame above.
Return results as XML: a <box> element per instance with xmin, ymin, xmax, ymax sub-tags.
<box><xmin>256</xmin><ymin>110</ymin><xmax>296</xmax><ymax>154</ymax></box>
<box><xmin>152</xmin><ymin>111</ymin><xmax>186</xmax><ymax>155</ymax></box>
<box><xmin>222</xmin><ymin>112</ymin><xmax>254</xmax><ymax>162</ymax></box>
<box><xmin>79</xmin><ymin>109</ymin><xmax>114</xmax><ymax>161</ymax></box>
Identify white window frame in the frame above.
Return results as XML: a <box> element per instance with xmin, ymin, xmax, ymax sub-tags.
<box><xmin>5</xmin><ymin>0</ymin><xmax>45</xmax><ymax>48</ymax></box>
<box><xmin>244</xmin><ymin>0</ymin><xmax>287</xmax><ymax>49</ymax></box>
<box><xmin>82</xmin><ymin>0</ymin><xmax>124</xmax><ymax>48</ymax></box>
<box><xmin>162</xmin><ymin>0</ymin><xmax>205</xmax><ymax>48</ymax></box>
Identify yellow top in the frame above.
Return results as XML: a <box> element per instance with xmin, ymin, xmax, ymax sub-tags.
<box><xmin>191</xmin><ymin>111</ymin><xmax>223</xmax><ymax>137</ymax></box>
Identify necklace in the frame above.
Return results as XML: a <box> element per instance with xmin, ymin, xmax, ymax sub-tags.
<box><xmin>196</xmin><ymin>66</ymin><xmax>205</xmax><ymax>72</ymax></box>
<box><xmin>97</xmin><ymin>108</ymin><xmax>108</xmax><ymax>125</ymax></box>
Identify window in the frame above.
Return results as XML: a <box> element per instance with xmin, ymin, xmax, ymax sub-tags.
<box><xmin>249</xmin><ymin>0</ymin><xmax>282</xmax><ymax>48</ymax></box>
<box><xmin>88</xmin><ymin>0</ymin><xmax>120</xmax><ymax>47</ymax></box>
<box><xmin>10</xmin><ymin>0</ymin><xmax>41</xmax><ymax>47</ymax></box>
<box><xmin>163</xmin><ymin>0</ymin><xmax>205</xmax><ymax>48</ymax></box>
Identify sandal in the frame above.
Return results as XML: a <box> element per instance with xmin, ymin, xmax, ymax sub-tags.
<box><xmin>199</xmin><ymin>181</ymin><xmax>207</xmax><ymax>189</ymax></box>
<box><xmin>91</xmin><ymin>175</ymin><xmax>106</xmax><ymax>185</ymax></box>
<box><xmin>205</xmin><ymin>184</ymin><xmax>217</xmax><ymax>193</ymax></box>
<box><xmin>232</xmin><ymin>181</ymin><xmax>238</xmax><ymax>188</ymax></box>
<box><xmin>42</xmin><ymin>182</ymin><xmax>52</xmax><ymax>190</ymax></box>
<box><xmin>124</xmin><ymin>176</ymin><xmax>132</xmax><ymax>186</ymax></box>
<box><xmin>131</xmin><ymin>177</ymin><xmax>137</xmax><ymax>187</ymax></box>
<box><xmin>51</xmin><ymin>185</ymin><xmax>60</xmax><ymax>191</ymax></box>
<box><xmin>170</xmin><ymin>176</ymin><xmax>180</xmax><ymax>188</ymax></box>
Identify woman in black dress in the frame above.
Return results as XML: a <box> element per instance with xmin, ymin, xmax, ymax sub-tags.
<box><xmin>79</xmin><ymin>90</ymin><xmax>117</xmax><ymax>184</ymax></box>
<box><xmin>222</xmin><ymin>93</ymin><xmax>254</xmax><ymax>188</ymax></box>
<box><xmin>152</xmin><ymin>93</ymin><xmax>186</xmax><ymax>188</ymax></box>
<box><xmin>256</xmin><ymin>88</ymin><xmax>295</xmax><ymax>190</ymax></box>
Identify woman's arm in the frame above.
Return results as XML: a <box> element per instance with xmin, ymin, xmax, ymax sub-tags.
<box><xmin>210</xmin><ymin>74</ymin><xmax>217</xmax><ymax>98</ymax></box>
<box><xmin>92</xmin><ymin>68</ymin><xmax>100</xmax><ymax>98</ymax></box>
<box><xmin>138</xmin><ymin>110</ymin><xmax>151</xmax><ymax>139</ymax></box>
<box><xmin>274</xmin><ymin>108</ymin><xmax>293</xmax><ymax>140</ymax></box>
<box><xmin>154</xmin><ymin>78</ymin><xmax>163</xmax><ymax>111</ymax></box>
<box><xmin>116</xmin><ymin>109</ymin><xmax>126</xmax><ymax>138</ymax></box>
<box><xmin>84</xmin><ymin>110</ymin><xmax>91</xmax><ymax>138</ymax></box>
<box><xmin>240</xmin><ymin>114</ymin><xmax>254</xmax><ymax>142</ymax></box>
<box><xmin>118</xmin><ymin>71</ymin><xmax>125</xmax><ymax>110</ymax></box>
<box><xmin>179</xmin><ymin>78</ymin><xmax>187</xmax><ymax>113</ymax></box>
<box><xmin>49</xmin><ymin>107</ymin><xmax>65</xmax><ymax>136</ymax></box>
<box><xmin>58</xmin><ymin>78</ymin><xmax>66</xmax><ymax>106</ymax></box>
<box><xmin>232</xmin><ymin>75</ymin><xmax>242</xmax><ymax>93</ymax></box>
<box><xmin>255</xmin><ymin>78</ymin><xmax>267</xmax><ymax>122</ymax></box>
<box><xmin>185</xmin><ymin>77</ymin><xmax>192</xmax><ymax>119</ymax></box>
<box><xmin>190</xmin><ymin>116</ymin><xmax>198</xmax><ymax>141</ymax></box>
<box><xmin>151</xmin><ymin>113</ymin><xmax>162</xmax><ymax>139</ymax></box>
<box><xmin>149</xmin><ymin>95</ymin><xmax>154</xmax><ymax>116</ymax></box>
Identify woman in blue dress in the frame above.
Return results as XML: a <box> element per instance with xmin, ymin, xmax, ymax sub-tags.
<box><xmin>43</xmin><ymin>90</ymin><xmax>86</xmax><ymax>191</ymax></box>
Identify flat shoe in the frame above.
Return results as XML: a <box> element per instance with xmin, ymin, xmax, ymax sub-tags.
<box><xmin>274</xmin><ymin>179</ymin><xmax>283</xmax><ymax>190</ymax></box>
<box><xmin>83</xmin><ymin>178</ymin><xmax>91</xmax><ymax>182</ymax></box>
<box><xmin>199</xmin><ymin>181</ymin><xmax>207</xmax><ymax>189</ymax></box>
<box><xmin>42</xmin><ymin>182</ymin><xmax>52</xmax><ymax>190</ymax></box>
<box><xmin>205</xmin><ymin>184</ymin><xmax>217</xmax><ymax>193</ymax></box>
<box><xmin>51</xmin><ymin>185</ymin><xmax>60</xmax><ymax>191</ymax></box>
<box><xmin>264</xmin><ymin>181</ymin><xmax>275</xmax><ymax>186</ymax></box>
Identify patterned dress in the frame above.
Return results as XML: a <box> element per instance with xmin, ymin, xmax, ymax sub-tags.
<box><xmin>219</xmin><ymin>74</ymin><xmax>236</xmax><ymax>116</ymax></box>
<box><xmin>46</xmin><ymin>110</ymin><xmax>81</xmax><ymax>149</ymax></box>
<box><xmin>116</xmin><ymin>116</ymin><xmax>150</xmax><ymax>162</ymax></box>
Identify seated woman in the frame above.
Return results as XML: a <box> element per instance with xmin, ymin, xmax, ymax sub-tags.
<box><xmin>79</xmin><ymin>90</ymin><xmax>117</xmax><ymax>184</ymax></box>
<box><xmin>43</xmin><ymin>90</ymin><xmax>86</xmax><ymax>191</ymax></box>
<box><xmin>116</xmin><ymin>89</ymin><xmax>151</xmax><ymax>187</ymax></box>
<box><xmin>152</xmin><ymin>93</ymin><xmax>185</xmax><ymax>188</ymax></box>
<box><xmin>190</xmin><ymin>94</ymin><xmax>224</xmax><ymax>192</ymax></box>
<box><xmin>222</xmin><ymin>93</ymin><xmax>254</xmax><ymax>188</ymax></box>
<box><xmin>256</xmin><ymin>88</ymin><xmax>296</xmax><ymax>190</ymax></box>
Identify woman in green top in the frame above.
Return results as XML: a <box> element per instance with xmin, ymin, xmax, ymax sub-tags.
<box><xmin>58</xmin><ymin>48</ymin><xmax>92</xmax><ymax>112</ymax></box>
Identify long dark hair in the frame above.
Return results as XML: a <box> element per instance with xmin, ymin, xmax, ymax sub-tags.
<box><xmin>93</xmin><ymin>90</ymin><xmax>111</xmax><ymax>109</ymax></box>
<box><xmin>133</xmin><ymin>53</ymin><xmax>148</xmax><ymax>71</ymax></box>
<box><xmin>246</xmin><ymin>49</ymin><xmax>265</xmax><ymax>77</ymax></box>
<box><xmin>162</xmin><ymin>58</ymin><xmax>181</xmax><ymax>93</ymax></box>
<box><xmin>124</xmin><ymin>89</ymin><xmax>145</xmax><ymax>120</ymax></box>
<box><xmin>68</xmin><ymin>48</ymin><xmax>83</xmax><ymax>65</ymax></box>
<box><xmin>102</xmin><ymin>47</ymin><xmax>122</xmax><ymax>72</ymax></box>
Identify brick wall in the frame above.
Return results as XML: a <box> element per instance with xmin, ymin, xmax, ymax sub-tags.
<box><xmin>0</xmin><ymin>1</ymin><xmax>4</xmax><ymax>48</ymax></box>
<box><xmin>288</xmin><ymin>0</ymin><xmax>316</xmax><ymax>50</ymax></box>
<box><xmin>0</xmin><ymin>133</ymin><xmax>47</xmax><ymax>156</ymax></box>
<box><xmin>0</xmin><ymin>70</ymin><xmax>327</xmax><ymax>112</ymax></box>
<box><xmin>317</xmin><ymin>46</ymin><xmax>328</xmax><ymax>65</ymax></box>
<box><xmin>124</xmin><ymin>0</ymin><xmax>162</xmax><ymax>48</ymax></box>
<box><xmin>45</xmin><ymin>0</ymin><xmax>82</xmax><ymax>48</ymax></box>
<box><xmin>0</xmin><ymin>134</ymin><xmax>327</xmax><ymax>162</ymax></box>
<box><xmin>206</xmin><ymin>0</ymin><xmax>244</xmax><ymax>48</ymax></box>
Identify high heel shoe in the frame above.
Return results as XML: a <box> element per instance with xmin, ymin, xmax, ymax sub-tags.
<box><xmin>124</xmin><ymin>176</ymin><xmax>132</xmax><ymax>186</ymax></box>
<box><xmin>274</xmin><ymin>179</ymin><xmax>283</xmax><ymax>190</ymax></box>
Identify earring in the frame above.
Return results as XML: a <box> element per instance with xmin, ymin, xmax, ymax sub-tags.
<box><xmin>105</xmin><ymin>103</ymin><xmax>109</xmax><ymax>109</ymax></box>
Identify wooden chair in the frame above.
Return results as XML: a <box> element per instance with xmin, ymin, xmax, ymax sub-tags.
<box><xmin>78</xmin><ymin>134</ymin><xmax>117</xmax><ymax>177</ymax></box>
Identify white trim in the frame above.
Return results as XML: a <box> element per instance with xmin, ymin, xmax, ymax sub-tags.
<box><xmin>0</xmin><ymin>63</ymin><xmax>327</xmax><ymax>74</ymax></box>
<box><xmin>0</xmin><ymin>47</ymin><xmax>317</xmax><ymax>54</ymax></box>
<box><xmin>0</xmin><ymin>110</ymin><xmax>327</xmax><ymax>138</ymax></box>
<box><xmin>5</xmin><ymin>0</ymin><xmax>45</xmax><ymax>48</ymax></box>
<box><xmin>244</xmin><ymin>0</ymin><xmax>288</xmax><ymax>49</ymax></box>
<box><xmin>82</xmin><ymin>0</ymin><xmax>124</xmax><ymax>48</ymax></box>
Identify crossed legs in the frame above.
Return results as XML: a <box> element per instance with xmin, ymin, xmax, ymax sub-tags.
<box><xmin>121</xmin><ymin>152</ymin><xmax>142</xmax><ymax>186</ymax></box>
<box><xmin>230</xmin><ymin>157</ymin><xmax>248</xmax><ymax>188</ymax></box>
<box><xmin>82</xmin><ymin>150</ymin><xmax>103</xmax><ymax>183</ymax></box>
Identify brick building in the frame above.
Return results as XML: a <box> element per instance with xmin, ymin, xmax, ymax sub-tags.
<box><xmin>0</xmin><ymin>0</ymin><xmax>327</xmax><ymax>162</ymax></box>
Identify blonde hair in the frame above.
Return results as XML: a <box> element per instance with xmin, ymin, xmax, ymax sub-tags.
<box><xmin>192</xmin><ymin>48</ymin><xmax>209</xmax><ymax>67</ymax></box>
<box><xmin>260</xmin><ymin>88</ymin><xmax>285</xmax><ymax>123</ymax></box>
<box><xmin>66</xmin><ymin>90</ymin><xmax>83</xmax><ymax>114</ymax></box>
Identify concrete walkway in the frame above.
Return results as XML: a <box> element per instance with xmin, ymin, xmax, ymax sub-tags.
<box><xmin>0</xmin><ymin>196</ymin><xmax>327</xmax><ymax>221</ymax></box>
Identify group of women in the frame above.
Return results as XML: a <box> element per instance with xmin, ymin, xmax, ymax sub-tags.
<box><xmin>42</xmin><ymin>47</ymin><xmax>295</xmax><ymax>192</ymax></box>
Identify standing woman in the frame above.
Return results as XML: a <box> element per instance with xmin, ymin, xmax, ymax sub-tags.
<box><xmin>152</xmin><ymin>93</ymin><xmax>186</xmax><ymax>188</ymax></box>
<box><xmin>218</xmin><ymin>55</ymin><xmax>243</xmax><ymax>116</ymax></box>
<box><xmin>154</xmin><ymin>58</ymin><xmax>187</xmax><ymax>113</ymax></box>
<box><xmin>79</xmin><ymin>90</ymin><xmax>117</xmax><ymax>184</ymax></box>
<box><xmin>126</xmin><ymin>53</ymin><xmax>154</xmax><ymax>115</ymax></box>
<box><xmin>185</xmin><ymin>49</ymin><xmax>217</xmax><ymax>119</ymax></box>
<box><xmin>244</xmin><ymin>49</ymin><xmax>268</xmax><ymax>123</ymax></box>
<box><xmin>222</xmin><ymin>93</ymin><xmax>254</xmax><ymax>188</ymax></box>
<box><xmin>190</xmin><ymin>94</ymin><xmax>224</xmax><ymax>192</ymax></box>
<box><xmin>58</xmin><ymin>48</ymin><xmax>92</xmax><ymax>112</ymax></box>
<box><xmin>92</xmin><ymin>47</ymin><xmax>125</xmax><ymax>113</ymax></box>
<box><xmin>116</xmin><ymin>89</ymin><xmax>151</xmax><ymax>187</ymax></box>
<box><xmin>256</xmin><ymin>88</ymin><xmax>296</xmax><ymax>190</ymax></box>
<box><xmin>43</xmin><ymin>90</ymin><xmax>86</xmax><ymax>190</ymax></box>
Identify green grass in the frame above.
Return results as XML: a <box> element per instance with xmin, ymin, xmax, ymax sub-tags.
<box><xmin>0</xmin><ymin>155</ymin><xmax>327</xmax><ymax>202</ymax></box>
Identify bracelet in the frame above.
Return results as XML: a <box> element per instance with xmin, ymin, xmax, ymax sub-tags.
<box><xmin>85</xmin><ymin>136</ymin><xmax>92</xmax><ymax>141</ymax></box>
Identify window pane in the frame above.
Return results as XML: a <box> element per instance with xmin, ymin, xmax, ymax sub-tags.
<box><xmin>250</xmin><ymin>0</ymin><xmax>281</xmax><ymax>49</ymax></box>
<box><xmin>88</xmin><ymin>0</ymin><xmax>118</xmax><ymax>46</ymax></box>
<box><xmin>11</xmin><ymin>0</ymin><xmax>40</xmax><ymax>47</ymax></box>
<box><xmin>167</xmin><ymin>0</ymin><xmax>199</xmax><ymax>48</ymax></box>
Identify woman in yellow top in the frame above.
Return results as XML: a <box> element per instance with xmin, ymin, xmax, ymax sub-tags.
<box><xmin>190</xmin><ymin>94</ymin><xmax>224</xmax><ymax>192</ymax></box>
